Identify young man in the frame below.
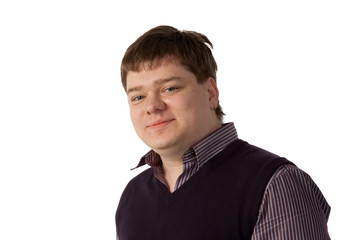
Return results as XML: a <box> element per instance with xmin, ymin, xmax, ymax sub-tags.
<box><xmin>115</xmin><ymin>25</ymin><xmax>331</xmax><ymax>240</ymax></box>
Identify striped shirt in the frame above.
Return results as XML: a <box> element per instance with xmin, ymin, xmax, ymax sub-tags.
<box><xmin>134</xmin><ymin>122</ymin><xmax>238</xmax><ymax>190</ymax></box>
<box><xmin>134</xmin><ymin>122</ymin><xmax>331</xmax><ymax>239</ymax></box>
<box><xmin>252</xmin><ymin>164</ymin><xmax>331</xmax><ymax>239</ymax></box>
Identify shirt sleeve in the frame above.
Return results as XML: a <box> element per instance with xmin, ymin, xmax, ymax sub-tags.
<box><xmin>251</xmin><ymin>164</ymin><xmax>331</xmax><ymax>240</ymax></box>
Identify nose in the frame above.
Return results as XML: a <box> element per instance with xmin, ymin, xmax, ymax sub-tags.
<box><xmin>145</xmin><ymin>93</ymin><xmax>166</xmax><ymax>114</ymax></box>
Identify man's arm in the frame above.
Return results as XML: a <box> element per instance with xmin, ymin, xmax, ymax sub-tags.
<box><xmin>251</xmin><ymin>164</ymin><xmax>331</xmax><ymax>239</ymax></box>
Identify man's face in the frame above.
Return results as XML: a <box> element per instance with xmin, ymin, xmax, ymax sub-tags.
<box><xmin>126</xmin><ymin>58</ymin><xmax>220</xmax><ymax>157</ymax></box>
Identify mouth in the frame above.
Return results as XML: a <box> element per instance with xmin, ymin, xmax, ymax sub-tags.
<box><xmin>147</xmin><ymin>119</ymin><xmax>174</xmax><ymax>129</ymax></box>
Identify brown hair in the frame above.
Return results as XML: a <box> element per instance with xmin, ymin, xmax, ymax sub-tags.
<box><xmin>121</xmin><ymin>25</ymin><xmax>225</xmax><ymax>122</ymax></box>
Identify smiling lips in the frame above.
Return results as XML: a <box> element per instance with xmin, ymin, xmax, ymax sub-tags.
<box><xmin>147</xmin><ymin>119</ymin><xmax>174</xmax><ymax>129</ymax></box>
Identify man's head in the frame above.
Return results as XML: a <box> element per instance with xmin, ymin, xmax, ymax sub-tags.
<box><xmin>121</xmin><ymin>25</ymin><xmax>225</xmax><ymax>122</ymax></box>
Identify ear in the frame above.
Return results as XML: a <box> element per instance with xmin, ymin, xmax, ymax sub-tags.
<box><xmin>206</xmin><ymin>77</ymin><xmax>219</xmax><ymax>108</ymax></box>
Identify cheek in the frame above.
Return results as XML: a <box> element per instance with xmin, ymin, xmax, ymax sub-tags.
<box><xmin>177</xmin><ymin>92</ymin><xmax>208</xmax><ymax>114</ymax></box>
<box><xmin>170</xmin><ymin>98</ymin><xmax>203</xmax><ymax>124</ymax></box>
<box><xmin>129</xmin><ymin>107</ymin><xmax>142</xmax><ymax>127</ymax></box>
<box><xmin>170</xmin><ymin>91</ymin><xmax>198</xmax><ymax>109</ymax></box>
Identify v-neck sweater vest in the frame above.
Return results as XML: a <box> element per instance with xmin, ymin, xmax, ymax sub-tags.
<box><xmin>116</xmin><ymin>139</ymin><xmax>293</xmax><ymax>240</ymax></box>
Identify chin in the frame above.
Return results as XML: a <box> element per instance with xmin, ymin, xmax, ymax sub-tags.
<box><xmin>149</xmin><ymin>142</ymin><xmax>175</xmax><ymax>152</ymax></box>
<box><xmin>146</xmin><ymin>137</ymin><xmax>179</xmax><ymax>152</ymax></box>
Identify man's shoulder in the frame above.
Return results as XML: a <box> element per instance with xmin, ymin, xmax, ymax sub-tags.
<box><xmin>127</xmin><ymin>167</ymin><xmax>153</xmax><ymax>187</ymax></box>
<box><xmin>119</xmin><ymin>167</ymin><xmax>154</xmax><ymax>203</ymax></box>
<box><xmin>221</xmin><ymin>138</ymin><xmax>291</xmax><ymax>166</ymax></box>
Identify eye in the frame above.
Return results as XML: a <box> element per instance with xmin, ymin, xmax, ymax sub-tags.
<box><xmin>165</xmin><ymin>87</ymin><xmax>178</xmax><ymax>92</ymax></box>
<box><xmin>131</xmin><ymin>95</ymin><xmax>145</xmax><ymax>101</ymax></box>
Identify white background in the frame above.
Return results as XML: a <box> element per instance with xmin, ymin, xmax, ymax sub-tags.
<box><xmin>1</xmin><ymin>0</ymin><xmax>359</xmax><ymax>239</ymax></box>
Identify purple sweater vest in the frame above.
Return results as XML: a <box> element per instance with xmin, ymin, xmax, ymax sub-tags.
<box><xmin>116</xmin><ymin>139</ymin><xmax>292</xmax><ymax>240</ymax></box>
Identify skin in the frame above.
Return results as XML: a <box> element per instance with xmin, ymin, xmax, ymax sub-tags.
<box><xmin>126</xmin><ymin>58</ymin><xmax>221</xmax><ymax>192</ymax></box>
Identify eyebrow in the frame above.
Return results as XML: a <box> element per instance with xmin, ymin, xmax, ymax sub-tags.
<box><xmin>127</xmin><ymin>77</ymin><xmax>183</xmax><ymax>94</ymax></box>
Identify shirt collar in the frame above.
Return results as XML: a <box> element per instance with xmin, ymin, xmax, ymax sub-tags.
<box><xmin>132</xmin><ymin>122</ymin><xmax>238</xmax><ymax>170</ymax></box>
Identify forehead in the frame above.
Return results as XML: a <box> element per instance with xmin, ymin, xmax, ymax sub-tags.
<box><xmin>126</xmin><ymin>59</ymin><xmax>195</xmax><ymax>92</ymax></box>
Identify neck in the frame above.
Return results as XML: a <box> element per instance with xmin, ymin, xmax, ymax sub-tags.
<box><xmin>162</xmin><ymin>160</ymin><xmax>183</xmax><ymax>193</ymax></box>
<box><xmin>157</xmin><ymin>149</ymin><xmax>184</xmax><ymax>193</ymax></box>
<box><xmin>158</xmin><ymin>121</ymin><xmax>222</xmax><ymax>192</ymax></box>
